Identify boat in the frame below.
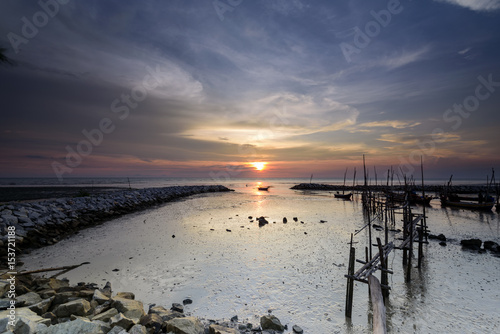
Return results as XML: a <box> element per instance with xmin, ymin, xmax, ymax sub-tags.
<box><xmin>440</xmin><ymin>195</ymin><xmax>495</xmax><ymax>211</ymax></box>
<box><xmin>257</xmin><ymin>186</ymin><xmax>270</xmax><ymax>191</ymax></box>
<box><xmin>334</xmin><ymin>192</ymin><xmax>352</xmax><ymax>199</ymax></box>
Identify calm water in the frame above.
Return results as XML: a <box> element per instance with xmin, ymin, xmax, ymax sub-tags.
<box><xmin>19</xmin><ymin>179</ymin><xmax>500</xmax><ymax>333</ymax></box>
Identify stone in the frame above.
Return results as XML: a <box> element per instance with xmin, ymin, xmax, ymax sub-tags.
<box><xmin>100</xmin><ymin>282</ymin><xmax>112</xmax><ymax>298</ymax></box>
<box><xmin>52</xmin><ymin>291</ymin><xmax>79</xmax><ymax>305</ymax></box>
<box><xmin>0</xmin><ymin>308</ymin><xmax>51</xmax><ymax>333</ymax></box>
<box><xmin>28</xmin><ymin>297</ymin><xmax>54</xmax><ymax>315</ymax></box>
<box><xmin>38</xmin><ymin>290</ymin><xmax>56</xmax><ymax>299</ymax></box>
<box><xmin>0</xmin><ymin>299</ymin><xmax>11</xmax><ymax>310</ymax></box>
<box><xmin>107</xmin><ymin>326</ymin><xmax>127</xmax><ymax>334</ymax></box>
<box><xmin>110</xmin><ymin>313</ymin><xmax>135</xmax><ymax>331</ymax></box>
<box><xmin>209</xmin><ymin>324</ymin><xmax>239</xmax><ymax>334</ymax></box>
<box><xmin>439</xmin><ymin>241</ymin><xmax>447</xmax><ymax>246</ymax></box>
<box><xmin>115</xmin><ymin>292</ymin><xmax>135</xmax><ymax>300</ymax></box>
<box><xmin>90</xmin><ymin>307</ymin><xmax>119</xmax><ymax>322</ymax></box>
<box><xmin>0</xmin><ymin>280</ymin><xmax>11</xmax><ymax>298</ymax></box>
<box><xmin>166</xmin><ymin>316</ymin><xmax>204</xmax><ymax>334</ymax></box>
<box><xmin>139</xmin><ymin>313</ymin><xmax>163</xmax><ymax>331</ymax></box>
<box><xmin>53</xmin><ymin>299</ymin><xmax>92</xmax><ymax>317</ymax></box>
<box><xmin>292</xmin><ymin>324</ymin><xmax>304</xmax><ymax>333</ymax></box>
<box><xmin>41</xmin><ymin>312</ymin><xmax>57</xmax><ymax>325</ymax></box>
<box><xmin>484</xmin><ymin>241</ymin><xmax>500</xmax><ymax>252</ymax></box>
<box><xmin>112</xmin><ymin>297</ymin><xmax>145</xmax><ymax>322</ymax></box>
<box><xmin>17</xmin><ymin>292</ymin><xmax>42</xmax><ymax>307</ymax></box>
<box><xmin>37</xmin><ymin>317</ymin><xmax>106</xmax><ymax>334</ymax></box>
<box><xmin>258</xmin><ymin>217</ymin><xmax>268</xmax><ymax>227</ymax></box>
<box><xmin>260</xmin><ymin>315</ymin><xmax>284</xmax><ymax>332</ymax></box>
<box><xmin>183</xmin><ymin>298</ymin><xmax>193</xmax><ymax>305</ymax></box>
<box><xmin>1</xmin><ymin>215</ymin><xmax>18</xmax><ymax>226</ymax></box>
<box><xmin>283</xmin><ymin>217</ymin><xmax>287</xmax><ymax>224</ymax></box>
<box><xmin>149</xmin><ymin>305</ymin><xmax>184</xmax><ymax>321</ymax></box>
<box><xmin>129</xmin><ymin>324</ymin><xmax>148</xmax><ymax>334</ymax></box>
<box><xmin>47</xmin><ymin>278</ymin><xmax>70</xmax><ymax>291</ymax></box>
<box><xmin>17</xmin><ymin>217</ymin><xmax>35</xmax><ymax>227</ymax></box>
<box><xmin>93</xmin><ymin>289</ymin><xmax>110</xmax><ymax>304</ymax></box>
<box><xmin>429</xmin><ymin>234</ymin><xmax>446</xmax><ymax>241</ymax></box>
<box><xmin>171</xmin><ymin>302</ymin><xmax>184</xmax><ymax>313</ymax></box>
<box><xmin>460</xmin><ymin>239</ymin><xmax>482</xmax><ymax>250</ymax></box>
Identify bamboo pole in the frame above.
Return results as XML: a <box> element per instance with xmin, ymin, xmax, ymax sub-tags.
<box><xmin>345</xmin><ymin>234</ymin><xmax>356</xmax><ymax>318</ymax></box>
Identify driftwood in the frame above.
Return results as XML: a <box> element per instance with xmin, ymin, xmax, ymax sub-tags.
<box><xmin>17</xmin><ymin>262</ymin><xmax>90</xmax><ymax>277</ymax></box>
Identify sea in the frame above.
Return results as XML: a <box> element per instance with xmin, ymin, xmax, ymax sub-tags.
<box><xmin>5</xmin><ymin>177</ymin><xmax>500</xmax><ymax>333</ymax></box>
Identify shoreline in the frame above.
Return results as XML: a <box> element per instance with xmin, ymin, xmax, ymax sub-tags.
<box><xmin>291</xmin><ymin>182</ymin><xmax>496</xmax><ymax>194</ymax></box>
<box><xmin>0</xmin><ymin>185</ymin><xmax>233</xmax><ymax>261</ymax></box>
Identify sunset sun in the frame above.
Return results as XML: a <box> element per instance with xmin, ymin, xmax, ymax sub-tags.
<box><xmin>251</xmin><ymin>162</ymin><xmax>267</xmax><ymax>171</ymax></box>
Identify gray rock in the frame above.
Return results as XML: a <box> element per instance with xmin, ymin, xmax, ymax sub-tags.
<box><xmin>461</xmin><ymin>239</ymin><xmax>482</xmax><ymax>250</ymax></box>
<box><xmin>0</xmin><ymin>308</ymin><xmax>51</xmax><ymax>333</ymax></box>
<box><xmin>17</xmin><ymin>292</ymin><xmax>43</xmax><ymax>307</ymax></box>
<box><xmin>292</xmin><ymin>324</ymin><xmax>304</xmax><ymax>333</ymax></box>
<box><xmin>166</xmin><ymin>316</ymin><xmax>204</xmax><ymax>334</ymax></box>
<box><xmin>110</xmin><ymin>313</ymin><xmax>135</xmax><ymax>331</ymax></box>
<box><xmin>149</xmin><ymin>305</ymin><xmax>184</xmax><ymax>321</ymax></box>
<box><xmin>171</xmin><ymin>303</ymin><xmax>184</xmax><ymax>313</ymax></box>
<box><xmin>112</xmin><ymin>297</ymin><xmax>145</xmax><ymax>322</ymax></box>
<box><xmin>53</xmin><ymin>299</ymin><xmax>92</xmax><ymax>317</ymax></box>
<box><xmin>209</xmin><ymin>324</ymin><xmax>239</xmax><ymax>334</ymax></box>
<box><xmin>90</xmin><ymin>307</ymin><xmax>118</xmax><ymax>322</ymax></box>
<box><xmin>115</xmin><ymin>292</ymin><xmax>135</xmax><ymax>300</ymax></box>
<box><xmin>260</xmin><ymin>315</ymin><xmax>284</xmax><ymax>332</ymax></box>
<box><xmin>37</xmin><ymin>317</ymin><xmax>106</xmax><ymax>334</ymax></box>
<box><xmin>107</xmin><ymin>326</ymin><xmax>127</xmax><ymax>334</ymax></box>
<box><xmin>0</xmin><ymin>215</ymin><xmax>17</xmax><ymax>225</ymax></box>
<box><xmin>28</xmin><ymin>297</ymin><xmax>54</xmax><ymax>315</ymax></box>
<box><xmin>92</xmin><ymin>289</ymin><xmax>110</xmax><ymax>304</ymax></box>
<box><xmin>129</xmin><ymin>324</ymin><xmax>148</xmax><ymax>334</ymax></box>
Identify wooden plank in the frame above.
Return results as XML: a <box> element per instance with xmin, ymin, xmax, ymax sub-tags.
<box><xmin>368</xmin><ymin>275</ymin><xmax>387</xmax><ymax>334</ymax></box>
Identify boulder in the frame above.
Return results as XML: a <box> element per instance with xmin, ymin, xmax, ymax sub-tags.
<box><xmin>28</xmin><ymin>297</ymin><xmax>54</xmax><ymax>315</ymax></box>
<box><xmin>484</xmin><ymin>241</ymin><xmax>500</xmax><ymax>252</ymax></box>
<box><xmin>16</xmin><ymin>292</ymin><xmax>42</xmax><ymax>307</ymax></box>
<box><xmin>166</xmin><ymin>316</ymin><xmax>204</xmax><ymax>334</ymax></box>
<box><xmin>90</xmin><ymin>307</ymin><xmax>118</xmax><ymax>322</ymax></box>
<box><xmin>37</xmin><ymin>317</ymin><xmax>106</xmax><ymax>334</ymax></box>
<box><xmin>107</xmin><ymin>326</ymin><xmax>127</xmax><ymax>334</ymax></box>
<box><xmin>292</xmin><ymin>324</ymin><xmax>304</xmax><ymax>333</ymax></box>
<box><xmin>92</xmin><ymin>290</ymin><xmax>110</xmax><ymax>304</ymax></box>
<box><xmin>115</xmin><ymin>292</ymin><xmax>135</xmax><ymax>300</ymax></box>
<box><xmin>112</xmin><ymin>297</ymin><xmax>145</xmax><ymax>322</ymax></box>
<box><xmin>110</xmin><ymin>313</ymin><xmax>135</xmax><ymax>331</ymax></box>
<box><xmin>139</xmin><ymin>313</ymin><xmax>163</xmax><ymax>332</ymax></box>
<box><xmin>209</xmin><ymin>324</ymin><xmax>239</xmax><ymax>334</ymax></box>
<box><xmin>460</xmin><ymin>239</ymin><xmax>482</xmax><ymax>250</ymax></box>
<box><xmin>171</xmin><ymin>303</ymin><xmax>184</xmax><ymax>313</ymax></box>
<box><xmin>53</xmin><ymin>299</ymin><xmax>92</xmax><ymax>317</ymax></box>
<box><xmin>0</xmin><ymin>307</ymin><xmax>51</xmax><ymax>333</ymax></box>
<box><xmin>260</xmin><ymin>315</ymin><xmax>284</xmax><ymax>332</ymax></box>
<box><xmin>129</xmin><ymin>324</ymin><xmax>148</xmax><ymax>334</ymax></box>
<box><xmin>149</xmin><ymin>305</ymin><xmax>184</xmax><ymax>321</ymax></box>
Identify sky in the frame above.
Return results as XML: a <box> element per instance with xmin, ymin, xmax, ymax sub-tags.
<box><xmin>1</xmin><ymin>0</ymin><xmax>500</xmax><ymax>180</ymax></box>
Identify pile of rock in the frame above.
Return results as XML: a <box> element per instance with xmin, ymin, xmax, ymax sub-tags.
<box><xmin>0</xmin><ymin>185</ymin><xmax>232</xmax><ymax>257</ymax></box>
<box><xmin>0</xmin><ymin>275</ymin><xmax>299</xmax><ymax>333</ymax></box>
<box><xmin>461</xmin><ymin>239</ymin><xmax>500</xmax><ymax>253</ymax></box>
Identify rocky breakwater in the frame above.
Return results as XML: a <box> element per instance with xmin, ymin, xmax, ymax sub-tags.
<box><xmin>0</xmin><ymin>275</ymin><xmax>298</xmax><ymax>334</ymax></box>
<box><xmin>0</xmin><ymin>185</ymin><xmax>232</xmax><ymax>259</ymax></box>
<box><xmin>291</xmin><ymin>183</ymin><xmax>493</xmax><ymax>194</ymax></box>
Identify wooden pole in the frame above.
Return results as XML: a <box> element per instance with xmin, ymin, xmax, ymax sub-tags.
<box><xmin>421</xmin><ymin>156</ymin><xmax>427</xmax><ymax>242</ymax></box>
<box><xmin>368</xmin><ymin>275</ymin><xmax>387</xmax><ymax>334</ymax></box>
<box><xmin>376</xmin><ymin>238</ymin><xmax>389</xmax><ymax>300</ymax></box>
<box><xmin>18</xmin><ymin>262</ymin><xmax>90</xmax><ymax>276</ymax></box>
<box><xmin>406</xmin><ymin>210</ymin><xmax>414</xmax><ymax>282</ymax></box>
<box><xmin>417</xmin><ymin>227</ymin><xmax>424</xmax><ymax>269</ymax></box>
<box><xmin>345</xmin><ymin>235</ymin><xmax>356</xmax><ymax>318</ymax></box>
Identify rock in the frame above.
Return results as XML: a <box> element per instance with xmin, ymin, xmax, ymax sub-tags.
<box><xmin>37</xmin><ymin>317</ymin><xmax>106</xmax><ymax>334</ymax></box>
<box><xmin>226</xmin><ymin>229</ymin><xmax>231</xmax><ymax>232</ymax></box>
<box><xmin>230</xmin><ymin>315</ymin><xmax>238</xmax><ymax>322</ymax></box>
<box><xmin>429</xmin><ymin>234</ymin><xmax>446</xmax><ymax>241</ymax></box>
<box><xmin>283</xmin><ymin>217</ymin><xmax>287</xmax><ymax>224</ymax></box>
<box><xmin>112</xmin><ymin>297</ymin><xmax>145</xmax><ymax>322</ymax></box>
<box><xmin>260</xmin><ymin>315</ymin><xmax>284</xmax><ymax>332</ymax></box>
<box><xmin>166</xmin><ymin>316</ymin><xmax>204</xmax><ymax>334</ymax></box>
<box><xmin>93</xmin><ymin>289</ymin><xmax>110</xmax><ymax>304</ymax></box>
<box><xmin>258</xmin><ymin>217</ymin><xmax>268</xmax><ymax>227</ymax></box>
<box><xmin>0</xmin><ymin>308</ymin><xmax>51</xmax><ymax>333</ymax></box>
<box><xmin>0</xmin><ymin>280</ymin><xmax>11</xmax><ymax>297</ymax></box>
<box><xmin>292</xmin><ymin>324</ymin><xmax>303</xmax><ymax>333</ymax></box>
<box><xmin>52</xmin><ymin>291</ymin><xmax>79</xmax><ymax>305</ymax></box>
<box><xmin>18</xmin><ymin>217</ymin><xmax>35</xmax><ymax>227</ymax></box>
<box><xmin>115</xmin><ymin>292</ymin><xmax>135</xmax><ymax>300</ymax></box>
<box><xmin>461</xmin><ymin>239</ymin><xmax>482</xmax><ymax>250</ymax></box>
<box><xmin>129</xmin><ymin>324</ymin><xmax>147</xmax><ymax>334</ymax></box>
<box><xmin>1</xmin><ymin>215</ymin><xmax>18</xmax><ymax>226</ymax></box>
<box><xmin>171</xmin><ymin>303</ymin><xmax>184</xmax><ymax>313</ymax></box>
<box><xmin>484</xmin><ymin>241</ymin><xmax>500</xmax><ymax>252</ymax></box>
<box><xmin>293</xmin><ymin>217</ymin><xmax>298</xmax><ymax>222</ymax></box>
<box><xmin>53</xmin><ymin>299</ymin><xmax>92</xmax><ymax>317</ymax></box>
<box><xmin>17</xmin><ymin>292</ymin><xmax>42</xmax><ymax>307</ymax></box>
<box><xmin>100</xmin><ymin>282</ymin><xmax>112</xmax><ymax>298</ymax></box>
<box><xmin>319</xmin><ymin>220</ymin><xmax>327</xmax><ymax>223</ymax></box>
<box><xmin>110</xmin><ymin>313</ymin><xmax>135</xmax><ymax>331</ymax></box>
<box><xmin>0</xmin><ymin>299</ymin><xmax>10</xmax><ymax>310</ymax></box>
<box><xmin>439</xmin><ymin>241</ymin><xmax>447</xmax><ymax>246</ymax></box>
<box><xmin>209</xmin><ymin>324</ymin><xmax>239</xmax><ymax>334</ymax></box>
<box><xmin>28</xmin><ymin>297</ymin><xmax>54</xmax><ymax>315</ymax></box>
<box><xmin>149</xmin><ymin>305</ymin><xmax>184</xmax><ymax>322</ymax></box>
<box><xmin>90</xmin><ymin>307</ymin><xmax>118</xmax><ymax>322</ymax></box>
<box><xmin>107</xmin><ymin>326</ymin><xmax>127</xmax><ymax>334</ymax></box>
<box><xmin>139</xmin><ymin>313</ymin><xmax>163</xmax><ymax>332</ymax></box>
<box><xmin>182</xmin><ymin>298</ymin><xmax>193</xmax><ymax>305</ymax></box>
<box><xmin>47</xmin><ymin>278</ymin><xmax>70</xmax><ymax>292</ymax></box>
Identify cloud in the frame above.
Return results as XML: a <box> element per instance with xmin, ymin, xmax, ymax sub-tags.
<box><xmin>435</xmin><ymin>0</ymin><xmax>500</xmax><ymax>11</ymax></box>
<box><xmin>358</xmin><ymin>120</ymin><xmax>421</xmax><ymax>129</ymax></box>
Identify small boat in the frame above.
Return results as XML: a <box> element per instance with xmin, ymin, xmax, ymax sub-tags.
<box><xmin>257</xmin><ymin>186</ymin><xmax>270</xmax><ymax>191</ymax></box>
<box><xmin>334</xmin><ymin>192</ymin><xmax>352</xmax><ymax>200</ymax></box>
<box><xmin>440</xmin><ymin>195</ymin><xmax>494</xmax><ymax>211</ymax></box>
